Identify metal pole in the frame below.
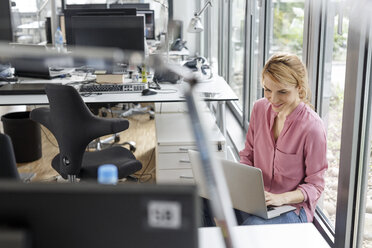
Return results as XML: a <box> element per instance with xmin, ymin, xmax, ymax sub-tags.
<box><xmin>50</xmin><ymin>0</ymin><xmax>58</xmax><ymax>45</ymax></box>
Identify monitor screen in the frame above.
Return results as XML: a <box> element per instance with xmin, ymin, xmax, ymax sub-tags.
<box><xmin>0</xmin><ymin>182</ymin><xmax>199</xmax><ymax>248</ymax></box>
<box><xmin>137</xmin><ymin>9</ymin><xmax>155</xmax><ymax>40</ymax></box>
<box><xmin>63</xmin><ymin>8</ymin><xmax>137</xmax><ymax>46</ymax></box>
<box><xmin>69</xmin><ymin>15</ymin><xmax>145</xmax><ymax>54</ymax></box>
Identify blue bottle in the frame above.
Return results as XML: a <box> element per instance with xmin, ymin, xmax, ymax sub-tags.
<box><xmin>98</xmin><ymin>164</ymin><xmax>118</xmax><ymax>185</ymax></box>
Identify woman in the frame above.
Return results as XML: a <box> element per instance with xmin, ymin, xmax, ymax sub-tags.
<box><xmin>236</xmin><ymin>53</ymin><xmax>328</xmax><ymax>224</ymax></box>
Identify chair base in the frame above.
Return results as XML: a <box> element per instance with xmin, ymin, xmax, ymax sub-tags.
<box><xmin>51</xmin><ymin>146</ymin><xmax>142</xmax><ymax>180</ymax></box>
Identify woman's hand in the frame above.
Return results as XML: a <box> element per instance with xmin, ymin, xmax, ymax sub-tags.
<box><xmin>264</xmin><ymin>189</ymin><xmax>305</xmax><ymax>206</ymax></box>
<box><xmin>264</xmin><ymin>191</ymin><xmax>285</xmax><ymax>206</ymax></box>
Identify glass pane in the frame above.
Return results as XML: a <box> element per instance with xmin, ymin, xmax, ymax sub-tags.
<box><xmin>228</xmin><ymin>0</ymin><xmax>246</xmax><ymax>111</ymax></box>
<box><xmin>320</xmin><ymin>2</ymin><xmax>349</xmax><ymax>228</ymax></box>
<box><xmin>363</xmin><ymin>113</ymin><xmax>372</xmax><ymax>246</ymax></box>
<box><xmin>209</xmin><ymin>0</ymin><xmax>220</xmax><ymax>74</ymax></box>
<box><xmin>251</xmin><ymin>1</ymin><xmax>262</xmax><ymax>115</ymax></box>
<box><xmin>269</xmin><ymin>0</ymin><xmax>305</xmax><ymax>58</ymax></box>
<box><xmin>362</xmin><ymin>18</ymin><xmax>372</xmax><ymax>248</ymax></box>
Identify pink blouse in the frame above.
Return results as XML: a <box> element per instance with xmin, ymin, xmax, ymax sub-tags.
<box><xmin>239</xmin><ymin>98</ymin><xmax>328</xmax><ymax>222</ymax></box>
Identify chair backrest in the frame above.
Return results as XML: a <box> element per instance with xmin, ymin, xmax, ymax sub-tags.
<box><xmin>45</xmin><ymin>84</ymin><xmax>100</xmax><ymax>178</ymax></box>
<box><xmin>0</xmin><ymin>133</ymin><xmax>20</xmax><ymax>180</ymax></box>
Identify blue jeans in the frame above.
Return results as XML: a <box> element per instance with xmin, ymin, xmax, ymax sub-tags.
<box><xmin>202</xmin><ymin>198</ymin><xmax>307</xmax><ymax>226</ymax></box>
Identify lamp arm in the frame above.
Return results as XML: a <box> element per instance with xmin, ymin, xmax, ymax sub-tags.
<box><xmin>195</xmin><ymin>0</ymin><xmax>212</xmax><ymax>17</ymax></box>
<box><xmin>37</xmin><ymin>0</ymin><xmax>49</xmax><ymax>15</ymax></box>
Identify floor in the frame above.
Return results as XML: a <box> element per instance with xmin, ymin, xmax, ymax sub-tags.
<box><xmin>0</xmin><ymin>105</ymin><xmax>156</xmax><ymax>183</ymax></box>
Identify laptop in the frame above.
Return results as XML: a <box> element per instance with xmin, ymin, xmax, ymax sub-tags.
<box><xmin>0</xmin><ymin>83</ymin><xmax>61</xmax><ymax>95</ymax></box>
<box><xmin>7</xmin><ymin>44</ymin><xmax>72</xmax><ymax>79</ymax></box>
<box><xmin>188</xmin><ymin>150</ymin><xmax>296</xmax><ymax>219</ymax></box>
<box><xmin>11</xmin><ymin>57</ymin><xmax>72</xmax><ymax>79</ymax></box>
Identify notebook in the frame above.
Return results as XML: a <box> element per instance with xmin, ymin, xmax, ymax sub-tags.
<box><xmin>188</xmin><ymin>150</ymin><xmax>296</xmax><ymax>219</ymax></box>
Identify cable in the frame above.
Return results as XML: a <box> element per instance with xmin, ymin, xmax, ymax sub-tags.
<box><xmin>40</xmin><ymin>126</ymin><xmax>58</xmax><ymax>148</ymax></box>
<box><xmin>135</xmin><ymin>148</ymin><xmax>155</xmax><ymax>183</ymax></box>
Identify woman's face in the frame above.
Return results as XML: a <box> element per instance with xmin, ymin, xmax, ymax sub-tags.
<box><xmin>263</xmin><ymin>75</ymin><xmax>301</xmax><ymax>116</ymax></box>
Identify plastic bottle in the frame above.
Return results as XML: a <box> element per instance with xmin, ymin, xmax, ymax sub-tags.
<box><xmin>54</xmin><ymin>27</ymin><xmax>64</xmax><ymax>53</ymax></box>
<box><xmin>141</xmin><ymin>65</ymin><xmax>147</xmax><ymax>83</ymax></box>
<box><xmin>98</xmin><ymin>164</ymin><xmax>118</xmax><ymax>185</ymax></box>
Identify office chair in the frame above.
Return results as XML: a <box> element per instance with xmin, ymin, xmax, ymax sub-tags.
<box><xmin>0</xmin><ymin>133</ymin><xmax>20</xmax><ymax>180</ymax></box>
<box><xmin>0</xmin><ymin>133</ymin><xmax>35</xmax><ymax>182</ymax></box>
<box><xmin>30</xmin><ymin>84</ymin><xmax>142</xmax><ymax>182</ymax></box>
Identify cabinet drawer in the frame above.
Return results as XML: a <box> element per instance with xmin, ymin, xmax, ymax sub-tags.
<box><xmin>157</xmin><ymin>151</ymin><xmax>227</xmax><ymax>170</ymax></box>
<box><xmin>156</xmin><ymin>169</ymin><xmax>195</xmax><ymax>184</ymax></box>
<box><xmin>157</xmin><ymin>143</ymin><xmax>225</xmax><ymax>153</ymax></box>
<box><xmin>157</xmin><ymin>153</ymin><xmax>192</xmax><ymax>169</ymax></box>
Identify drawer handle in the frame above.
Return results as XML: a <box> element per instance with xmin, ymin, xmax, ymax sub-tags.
<box><xmin>179</xmin><ymin>176</ymin><xmax>194</xmax><ymax>179</ymax></box>
<box><xmin>179</xmin><ymin>148</ymin><xmax>189</xmax><ymax>151</ymax></box>
<box><xmin>179</xmin><ymin>160</ymin><xmax>191</xmax><ymax>163</ymax></box>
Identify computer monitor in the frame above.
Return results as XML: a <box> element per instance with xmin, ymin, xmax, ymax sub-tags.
<box><xmin>0</xmin><ymin>182</ymin><xmax>199</xmax><ymax>248</ymax></box>
<box><xmin>63</xmin><ymin>8</ymin><xmax>137</xmax><ymax>46</ymax></box>
<box><xmin>68</xmin><ymin>15</ymin><xmax>145</xmax><ymax>54</ymax></box>
<box><xmin>137</xmin><ymin>9</ymin><xmax>155</xmax><ymax>40</ymax></box>
<box><xmin>0</xmin><ymin>0</ymin><xmax>13</xmax><ymax>42</ymax></box>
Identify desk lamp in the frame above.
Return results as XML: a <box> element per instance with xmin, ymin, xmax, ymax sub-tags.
<box><xmin>187</xmin><ymin>0</ymin><xmax>212</xmax><ymax>33</ymax></box>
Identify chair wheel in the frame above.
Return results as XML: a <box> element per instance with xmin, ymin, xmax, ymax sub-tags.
<box><xmin>123</xmin><ymin>141</ymin><xmax>136</xmax><ymax>152</ymax></box>
<box><xmin>129</xmin><ymin>144</ymin><xmax>136</xmax><ymax>152</ymax></box>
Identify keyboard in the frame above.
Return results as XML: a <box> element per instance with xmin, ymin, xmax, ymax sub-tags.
<box><xmin>79</xmin><ymin>83</ymin><xmax>146</xmax><ymax>94</ymax></box>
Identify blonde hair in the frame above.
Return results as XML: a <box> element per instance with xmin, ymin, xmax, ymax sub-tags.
<box><xmin>262</xmin><ymin>53</ymin><xmax>313</xmax><ymax>109</ymax></box>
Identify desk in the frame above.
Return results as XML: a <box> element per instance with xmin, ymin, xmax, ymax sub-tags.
<box><xmin>0</xmin><ymin>75</ymin><xmax>238</xmax><ymax>135</ymax></box>
<box><xmin>199</xmin><ymin>223</ymin><xmax>330</xmax><ymax>248</ymax></box>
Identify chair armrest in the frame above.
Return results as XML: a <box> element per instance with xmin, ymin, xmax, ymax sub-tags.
<box><xmin>88</xmin><ymin>116</ymin><xmax>129</xmax><ymax>139</ymax></box>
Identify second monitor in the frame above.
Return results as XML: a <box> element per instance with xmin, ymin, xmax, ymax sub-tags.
<box><xmin>64</xmin><ymin>8</ymin><xmax>145</xmax><ymax>54</ymax></box>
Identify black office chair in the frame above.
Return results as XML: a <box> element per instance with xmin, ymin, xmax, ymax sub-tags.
<box><xmin>30</xmin><ymin>84</ymin><xmax>142</xmax><ymax>182</ymax></box>
<box><xmin>0</xmin><ymin>133</ymin><xmax>20</xmax><ymax>180</ymax></box>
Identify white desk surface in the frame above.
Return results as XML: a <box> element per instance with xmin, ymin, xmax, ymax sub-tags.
<box><xmin>0</xmin><ymin>75</ymin><xmax>238</xmax><ymax>106</ymax></box>
<box><xmin>199</xmin><ymin>223</ymin><xmax>330</xmax><ymax>248</ymax></box>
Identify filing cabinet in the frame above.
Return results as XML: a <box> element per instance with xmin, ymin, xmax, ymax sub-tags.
<box><xmin>155</xmin><ymin>112</ymin><xmax>226</xmax><ymax>184</ymax></box>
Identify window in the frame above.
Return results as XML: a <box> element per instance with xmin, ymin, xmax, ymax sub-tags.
<box><xmin>227</xmin><ymin>0</ymin><xmax>247</xmax><ymax>112</ymax></box>
<box><xmin>269</xmin><ymin>0</ymin><xmax>305</xmax><ymax>58</ymax></box>
<box><xmin>318</xmin><ymin>1</ymin><xmax>349</xmax><ymax>228</ymax></box>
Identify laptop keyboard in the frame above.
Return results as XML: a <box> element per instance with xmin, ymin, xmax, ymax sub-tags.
<box><xmin>267</xmin><ymin>206</ymin><xmax>275</xmax><ymax>211</ymax></box>
<box><xmin>79</xmin><ymin>83</ymin><xmax>146</xmax><ymax>94</ymax></box>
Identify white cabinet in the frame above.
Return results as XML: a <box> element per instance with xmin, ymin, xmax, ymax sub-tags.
<box><xmin>155</xmin><ymin>112</ymin><xmax>226</xmax><ymax>184</ymax></box>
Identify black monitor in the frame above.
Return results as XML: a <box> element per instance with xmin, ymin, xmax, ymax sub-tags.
<box><xmin>137</xmin><ymin>9</ymin><xmax>155</xmax><ymax>40</ymax></box>
<box><xmin>68</xmin><ymin>15</ymin><xmax>145</xmax><ymax>54</ymax></box>
<box><xmin>0</xmin><ymin>182</ymin><xmax>199</xmax><ymax>248</ymax></box>
<box><xmin>0</xmin><ymin>0</ymin><xmax>13</xmax><ymax>42</ymax></box>
<box><xmin>63</xmin><ymin>8</ymin><xmax>137</xmax><ymax>46</ymax></box>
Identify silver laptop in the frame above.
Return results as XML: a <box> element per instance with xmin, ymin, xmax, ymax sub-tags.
<box><xmin>188</xmin><ymin>150</ymin><xmax>296</xmax><ymax>219</ymax></box>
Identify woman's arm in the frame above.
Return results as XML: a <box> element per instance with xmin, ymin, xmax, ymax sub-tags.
<box><xmin>264</xmin><ymin>189</ymin><xmax>304</xmax><ymax>206</ymax></box>
<box><xmin>239</xmin><ymin>103</ymin><xmax>257</xmax><ymax>166</ymax></box>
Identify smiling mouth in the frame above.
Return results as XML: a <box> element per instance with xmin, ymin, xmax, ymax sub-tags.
<box><xmin>272</xmin><ymin>103</ymin><xmax>283</xmax><ymax>108</ymax></box>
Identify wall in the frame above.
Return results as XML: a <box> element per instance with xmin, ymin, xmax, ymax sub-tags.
<box><xmin>172</xmin><ymin>0</ymin><xmax>199</xmax><ymax>56</ymax></box>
